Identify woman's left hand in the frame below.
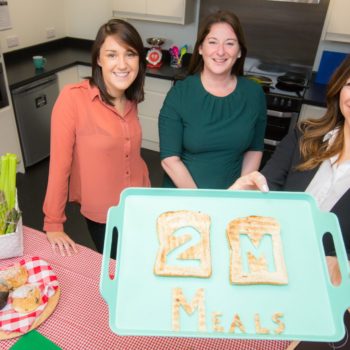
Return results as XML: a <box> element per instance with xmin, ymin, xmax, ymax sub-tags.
<box><xmin>46</xmin><ymin>231</ymin><xmax>78</xmax><ymax>257</ymax></box>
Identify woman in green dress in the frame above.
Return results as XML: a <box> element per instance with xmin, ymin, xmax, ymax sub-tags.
<box><xmin>158</xmin><ymin>10</ymin><xmax>267</xmax><ymax>189</ymax></box>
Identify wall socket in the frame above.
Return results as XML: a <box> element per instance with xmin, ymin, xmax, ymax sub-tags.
<box><xmin>46</xmin><ymin>27</ymin><xmax>56</xmax><ymax>39</ymax></box>
<box><xmin>6</xmin><ymin>35</ymin><xmax>19</xmax><ymax>48</ymax></box>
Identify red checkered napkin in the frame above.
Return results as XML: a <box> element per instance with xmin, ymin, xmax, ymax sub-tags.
<box><xmin>0</xmin><ymin>256</ymin><xmax>59</xmax><ymax>333</ymax></box>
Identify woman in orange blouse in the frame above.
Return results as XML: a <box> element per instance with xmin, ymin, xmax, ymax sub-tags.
<box><xmin>43</xmin><ymin>19</ymin><xmax>150</xmax><ymax>257</ymax></box>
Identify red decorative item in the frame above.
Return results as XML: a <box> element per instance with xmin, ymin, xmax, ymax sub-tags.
<box><xmin>146</xmin><ymin>38</ymin><xmax>165</xmax><ymax>69</ymax></box>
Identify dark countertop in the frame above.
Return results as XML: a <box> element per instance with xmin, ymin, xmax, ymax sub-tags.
<box><xmin>3</xmin><ymin>37</ymin><xmax>188</xmax><ymax>90</ymax></box>
<box><xmin>303</xmin><ymin>79</ymin><xmax>327</xmax><ymax>107</ymax></box>
<box><xmin>4</xmin><ymin>37</ymin><xmax>326</xmax><ymax>107</ymax></box>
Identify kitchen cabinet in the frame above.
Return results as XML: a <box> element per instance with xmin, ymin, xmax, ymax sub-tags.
<box><xmin>298</xmin><ymin>104</ymin><xmax>326</xmax><ymax>123</ymax></box>
<box><xmin>56</xmin><ymin>66</ymin><xmax>79</xmax><ymax>91</ymax></box>
<box><xmin>77</xmin><ymin>65</ymin><xmax>92</xmax><ymax>80</ymax></box>
<box><xmin>324</xmin><ymin>0</ymin><xmax>350</xmax><ymax>43</ymax></box>
<box><xmin>56</xmin><ymin>65</ymin><xmax>92</xmax><ymax>91</ymax></box>
<box><xmin>112</xmin><ymin>0</ymin><xmax>193</xmax><ymax>25</ymax></box>
<box><xmin>138</xmin><ymin>77</ymin><xmax>172</xmax><ymax>151</ymax></box>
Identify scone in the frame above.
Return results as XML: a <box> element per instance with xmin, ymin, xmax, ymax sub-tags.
<box><xmin>0</xmin><ymin>265</ymin><xmax>28</xmax><ymax>290</ymax></box>
<box><xmin>12</xmin><ymin>284</ymin><xmax>42</xmax><ymax>313</ymax></box>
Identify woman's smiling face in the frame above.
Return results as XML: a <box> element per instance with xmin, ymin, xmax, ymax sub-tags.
<box><xmin>98</xmin><ymin>35</ymin><xmax>139</xmax><ymax>98</ymax></box>
<box><xmin>199</xmin><ymin>22</ymin><xmax>241</xmax><ymax>78</ymax></box>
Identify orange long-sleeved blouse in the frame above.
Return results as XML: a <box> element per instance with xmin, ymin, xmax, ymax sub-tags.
<box><xmin>43</xmin><ymin>80</ymin><xmax>150</xmax><ymax>232</ymax></box>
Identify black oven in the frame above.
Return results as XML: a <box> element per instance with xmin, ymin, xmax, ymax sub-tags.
<box><xmin>244</xmin><ymin>59</ymin><xmax>310</xmax><ymax>169</ymax></box>
<box><xmin>261</xmin><ymin>92</ymin><xmax>303</xmax><ymax>168</ymax></box>
<box><xmin>0</xmin><ymin>62</ymin><xmax>9</xmax><ymax>109</ymax></box>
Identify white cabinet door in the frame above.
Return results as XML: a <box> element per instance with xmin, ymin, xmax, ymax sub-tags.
<box><xmin>325</xmin><ymin>0</ymin><xmax>350</xmax><ymax>42</ymax></box>
<box><xmin>298</xmin><ymin>104</ymin><xmax>326</xmax><ymax>123</ymax></box>
<box><xmin>113</xmin><ymin>0</ymin><xmax>191</xmax><ymax>25</ymax></box>
<box><xmin>147</xmin><ymin>0</ymin><xmax>184</xmax><ymax>18</ymax></box>
<box><xmin>77</xmin><ymin>65</ymin><xmax>92</xmax><ymax>80</ymax></box>
<box><xmin>56</xmin><ymin>66</ymin><xmax>79</xmax><ymax>91</ymax></box>
<box><xmin>138</xmin><ymin>77</ymin><xmax>172</xmax><ymax>151</ymax></box>
<box><xmin>112</xmin><ymin>0</ymin><xmax>146</xmax><ymax>14</ymax></box>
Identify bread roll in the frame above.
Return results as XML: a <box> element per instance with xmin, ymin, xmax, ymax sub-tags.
<box><xmin>12</xmin><ymin>284</ymin><xmax>42</xmax><ymax>313</ymax></box>
<box><xmin>0</xmin><ymin>265</ymin><xmax>28</xmax><ymax>290</ymax></box>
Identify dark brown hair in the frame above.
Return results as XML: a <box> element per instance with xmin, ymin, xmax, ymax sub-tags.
<box><xmin>89</xmin><ymin>19</ymin><xmax>146</xmax><ymax>105</ymax></box>
<box><xmin>188</xmin><ymin>10</ymin><xmax>247</xmax><ymax>76</ymax></box>
<box><xmin>297</xmin><ymin>55</ymin><xmax>350</xmax><ymax>171</ymax></box>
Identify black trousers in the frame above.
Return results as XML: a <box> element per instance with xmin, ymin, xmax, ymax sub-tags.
<box><xmin>85</xmin><ymin>218</ymin><xmax>117</xmax><ymax>259</ymax></box>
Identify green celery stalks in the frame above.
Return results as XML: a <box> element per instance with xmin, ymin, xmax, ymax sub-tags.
<box><xmin>0</xmin><ymin>191</ymin><xmax>6</xmax><ymax>234</ymax></box>
<box><xmin>0</xmin><ymin>156</ymin><xmax>8</xmax><ymax>234</ymax></box>
<box><xmin>5</xmin><ymin>208</ymin><xmax>20</xmax><ymax>234</ymax></box>
<box><xmin>0</xmin><ymin>155</ymin><xmax>9</xmax><ymax>209</ymax></box>
<box><xmin>7</xmin><ymin>153</ymin><xmax>17</xmax><ymax>210</ymax></box>
<box><xmin>0</xmin><ymin>154</ymin><xmax>18</xmax><ymax>234</ymax></box>
<box><xmin>0</xmin><ymin>155</ymin><xmax>6</xmax><ymax>192</ymax></box>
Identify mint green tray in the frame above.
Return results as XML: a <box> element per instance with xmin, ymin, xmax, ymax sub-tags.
<box><xmin>100</xmin><ymin>188</ymin><xmax>350</xmax><ymax>341</ymax></box>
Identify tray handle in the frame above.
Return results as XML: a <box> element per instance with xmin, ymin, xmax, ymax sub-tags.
<box><xmin>318</xmin><ymin>212</ymin><xmax>350</xmax><ymax>313</ymax></box>
<box><xmin>100</xmin><ymin>205</ymin><xmax>120</xmax><ymax>304</ymax></box>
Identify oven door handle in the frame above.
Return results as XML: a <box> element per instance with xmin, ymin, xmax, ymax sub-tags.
<box><xmin>267</xmin><ymin>109</ymin><xmax>295</xmax><ymax>118</ymax></box>
<box><xmin>264</xmin><ymin>138</ymin><xmax>280</xmax><ymax>146</ymax></box>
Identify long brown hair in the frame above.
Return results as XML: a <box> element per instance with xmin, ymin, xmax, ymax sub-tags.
<box><xmin>89</xmin><ymin>19</ymin><xmax>146</xmax><ymax>105</ymax></box>
<box><xmin>188</xmin><ymin>10</ymin><xmax>247</xmax><ymax>76</ymax></box>
<box><xmin>297</xmin><ymin>55</ymin><xmax>350</xmax><ymax>171</ymax></box>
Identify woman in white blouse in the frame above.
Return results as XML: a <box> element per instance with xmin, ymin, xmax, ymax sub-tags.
<box><xmin>231</xmin><ymin>55</ymin><xmax>350</xmax><ymax>285</ymax></box>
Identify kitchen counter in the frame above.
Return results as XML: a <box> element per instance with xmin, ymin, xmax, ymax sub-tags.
<box><xmin>303</xmin><ymin>79</ymin><xmax>327</xmax><ymax>107</ymax></box>
<box><xmin>4</xmin><ymin>38</ymin><xmax>326</xmax><ymax>107</ymax></box>
<box><xmin>3</xmin><ymin>37</ymin><xmax>188</xmax><ymax>90</ymax></box>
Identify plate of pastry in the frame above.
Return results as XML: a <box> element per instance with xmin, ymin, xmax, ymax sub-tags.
<box><xmin>0</xmin><ymin>256</ymin><xmax>60</xmax><ymax>339</ymax></box>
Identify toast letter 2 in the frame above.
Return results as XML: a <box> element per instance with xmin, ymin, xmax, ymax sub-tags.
<box><xmin>154</xmin><ymin>211</ymin><xmax>212</xmax><ymax>278</ymax></box>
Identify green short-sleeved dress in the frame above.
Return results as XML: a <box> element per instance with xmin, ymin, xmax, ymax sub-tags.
<box><xmin>158</xmin><ymin>73</ymin><xmax>267</xmax><ymax>189</ymax></box>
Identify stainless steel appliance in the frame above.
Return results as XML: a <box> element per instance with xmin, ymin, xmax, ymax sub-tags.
<box><xmin>11</xmin><ymin>75</ymin><xmax>59</xmax><ymax>167</ymax></box>
<box><xmin>0</xmin><ymin>62</ymin><xmax>9</xmax><ymax>108</ymax></box>
<box><xmin>244</xmin><ymin>58</ymin><xmax>310</xmax><ymax>167</ymax></box>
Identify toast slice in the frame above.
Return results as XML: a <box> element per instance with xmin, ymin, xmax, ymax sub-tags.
<box><xmin>226</xmin><ymin>215</ymin><xmax>288</xmax><ymax>285</ymax></box>
<box><xmin>154</xmin><ymin>210</ymin><xmax>211</xmax><ymax>278</ymax></box>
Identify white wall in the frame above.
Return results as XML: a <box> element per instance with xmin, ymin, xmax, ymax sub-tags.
<box><xmin>0</xmin><ymin>0</ymin><xmax>200</xmax><ymax>53</ymax></box>
<box><xmin>0</xmin><ymin>0</ymin><xmax>66</xmax><ymax>53</ymax></box>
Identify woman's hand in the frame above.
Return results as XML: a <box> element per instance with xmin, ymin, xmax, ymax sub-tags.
<box><xmin>46</xmin><ymin>231</ymin><xmax>78</xmax><ymax>257</ymax></box>
<box><xmin>229</xmin><ymin>171</ymin><xmax>269</xmax><ymax>192</ymax></box>
<box><xmin>326</xmin><ymin>256</ymin><xmax>342</xmax><ymax>286</ymax></box>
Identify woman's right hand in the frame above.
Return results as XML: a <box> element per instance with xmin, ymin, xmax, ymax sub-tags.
<box><xmin>46</xmin><ymin>231</ymin><xmax>78</xmax><ymax>257</ymax></box>
<box><xmin>229</xmin><ymin>171</ymin><xmax>269</xmax><ymax>192</ymax></box>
